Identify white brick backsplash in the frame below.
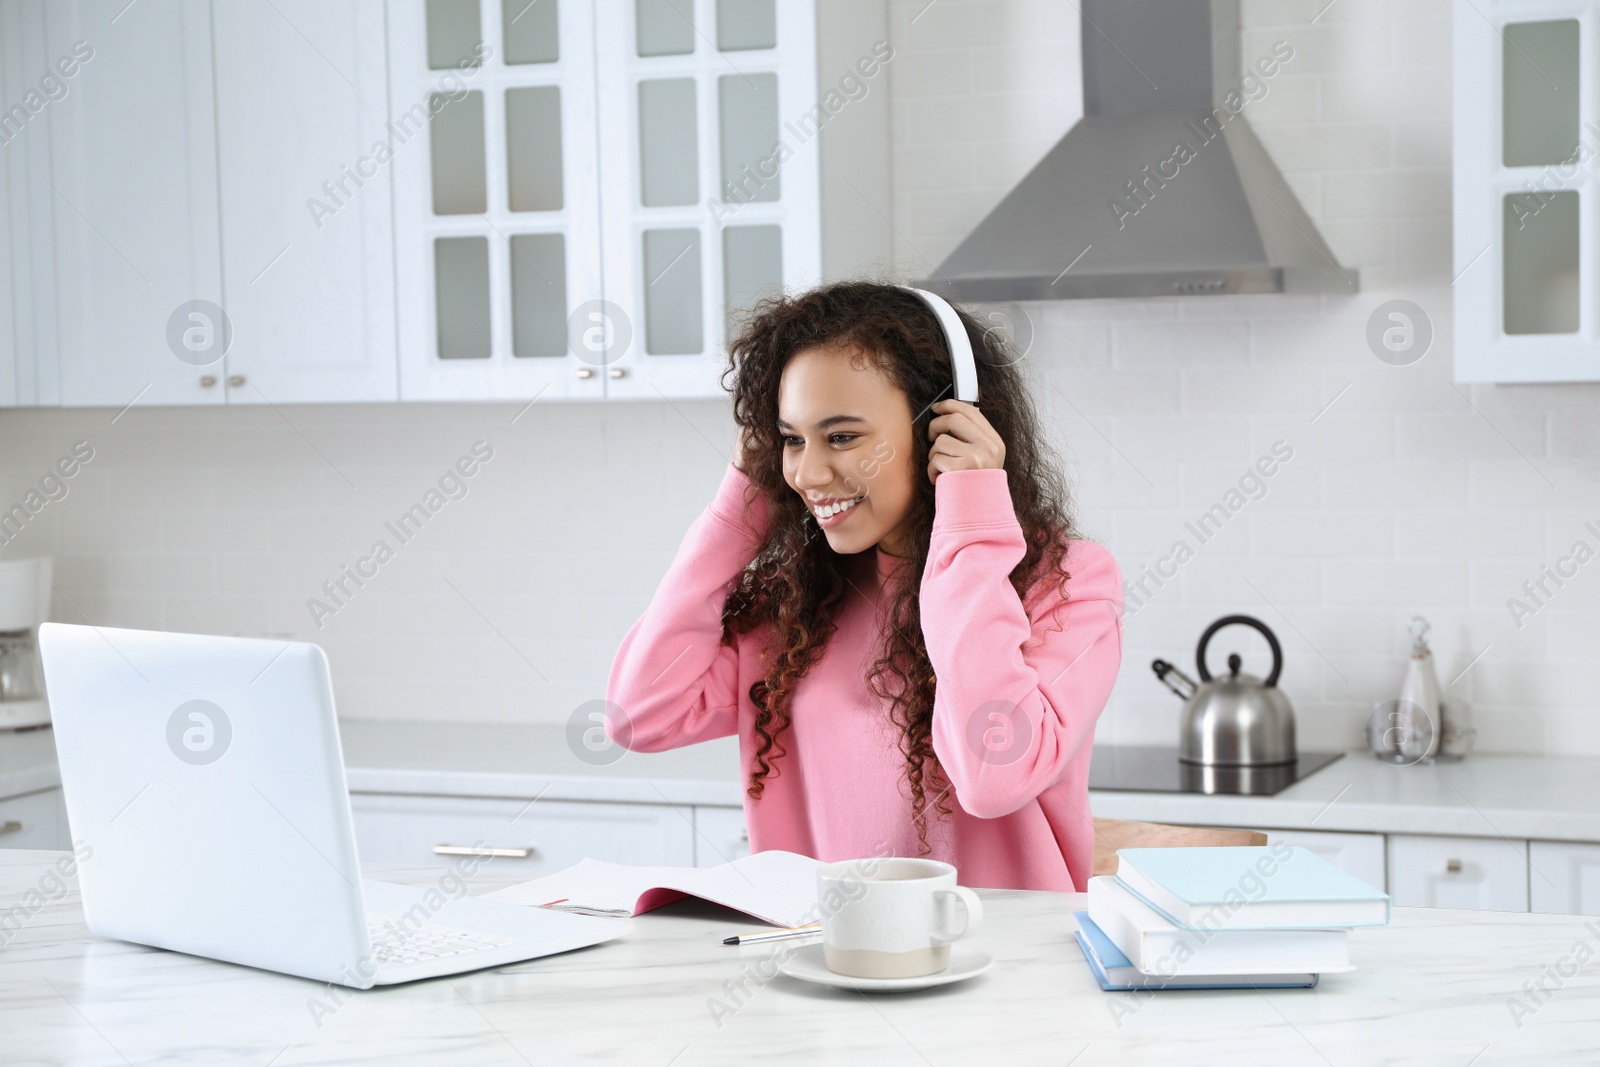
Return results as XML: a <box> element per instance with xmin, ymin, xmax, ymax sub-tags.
<box><xmin>1252</xmin><ymin>317</ymin><xmax>1374</xmax><ymax>365</ymax></box>
<box><xmin>1472</xmin><ymin>559</ymin><xmax>1600</xmax><ymax>611</ymax></box>
<box><xmin>1183</xmin><ymin>556</ymin><xmax>1325</xmax><ymax>605</ymax></box>
<box><xmin>1243</xmin><ymin>24</ymin><xmax>1393</xmax><ymax>75</ymax></box>
<box><xmin>1250</xmin><ymin>415</ymin><xmax>1397</xmax><ymax>461</ymax></box>
<box><xmin>1182</xmin><ymin>460</ymin><xmax>1321</xmax><ymax>510</ymax></box>
<box><xmin>1114</xmin><ymin>321</ymin><xmax>1252</xmax><ymax>367</ymax></box>
<box><xmin>1322</xmin><ymin>168</ymin><xmax>1451</xmax><ymax>218</ymax></box>
<box><xmin>1470</xmin><ymin>460</ymin><xmax>1600</xmax><ymax>511</ymax></box>
<box><xmin>1113</xmin><ymin>416</ymin><xmax>1254</xmax><ymax>463</ymax></box>
<box><xmin>1394</xmin><ymin>215</ymin><xmax>1452</xmax><ymax>266</ymax></box>
<box><xmin>1181</xmin><ymin>366</ymin><xmax>1326</xmax><ymax>414</ymax></box>
<box><xmin>1394</xmin><ymin>411</ymin><xmax>1548</xmax><ymax>462</ymax></box>
<box><xmin>1321</xmin><ymin>558</ymin><xmax>1470</xmax><ymax>606</ymax></box>
<box><xmin>1320</xmin><ymin>460</ymin><xmax>1468</xmax><ymax>510</ymax></box>
<box><xmin>1546</xmin><ymin>610</ymin><xmax>1600</xmax><ymax>658</ymax></box>
<box><xmin>1051</xmin><ymin>369</ymin><xmax>1180</xmax><ymax>414</ymax></box>
<box><xmin>1251</xmin><ymin>121</ymin><xmax>1394</xmax><ymax>171</ymax></box>
<box><xmin>1251</xmin><ymin>510</ymin><xmax>1395</xmax><ymax>556</ymax></box>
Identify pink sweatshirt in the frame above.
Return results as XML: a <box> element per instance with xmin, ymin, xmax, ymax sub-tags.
<box><xmin>606</xmin><ymin>462</ymin><xmax>1124</xmax><ymax>891</ymax></box>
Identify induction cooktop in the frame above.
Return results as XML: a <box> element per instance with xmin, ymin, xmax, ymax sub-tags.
<box><xmin>1088</xmin><ymin>746</ymin><xmax>1345</xmax><ymax>797</ymax></box>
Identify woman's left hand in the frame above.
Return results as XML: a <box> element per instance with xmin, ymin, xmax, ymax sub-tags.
<box><xmin>926</xmin><ymin>399</ymin><xmax>1005</xmax><ymax>484</ymax></box>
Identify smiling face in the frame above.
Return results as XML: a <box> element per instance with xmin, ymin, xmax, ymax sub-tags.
<box><xmin>777</xmin><ymin>343</ymin><xmax>920</xmax><ymax>557</ymax></box>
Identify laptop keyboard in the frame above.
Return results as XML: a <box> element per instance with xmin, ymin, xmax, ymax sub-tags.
<box><xmin>366</xmin><ymin>916</ymin><xmax>513</xmax><ymax>966</ymax></box>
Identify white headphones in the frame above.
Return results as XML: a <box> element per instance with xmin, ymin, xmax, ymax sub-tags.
<box><xmin>902</xmin><ymin>287</ymin><xmax>980</xmax><ymax>405</ymax></box>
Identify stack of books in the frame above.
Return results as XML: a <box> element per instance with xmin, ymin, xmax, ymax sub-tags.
<box><xmin>1074</xmin><ymin>845</ymin><xmax>1391</xmax><ymax>992</ymax></box>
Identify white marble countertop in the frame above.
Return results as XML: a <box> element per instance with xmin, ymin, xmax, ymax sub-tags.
<box><xmin>1</xmin><ymin>848</ymin><xmax>1595</xmax><ymax>1064</ymax></box>
<box><xmin>1088</xmin><ymin>749</ymin><xmax>1600</xmax><ymax>843</ymax></box>
<box><xmin>339</xmin><ymin>721</ymin><xmax>745</xmax><ymax>806</ymax></box>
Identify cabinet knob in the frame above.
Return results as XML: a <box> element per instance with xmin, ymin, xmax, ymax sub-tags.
<box><xmin>227</xmin><ymin>375</ymin><xmax>246</xmax><ymax>388</ymax></box>
<box><xmin>608</xmin><ymin>367</ymin><xmax>627</xmax><ymax>379</ymax></box>
<box><xmin>739</xmin><ymin>829</ymin><xmax>748</xmax><ymax>842</ymax></box>
<box><xmin>433</xmin><ymin>844</ymin><xmax>533</xmax><ymax>859</ymax></box>
<box><xmin>200</xmin><ymin>375</ymin><xmax>217</xmax><ymax>388</ymax></box>
<box><xmin>0</xmin><ymin>820</ymin><xmax>21</xmax><ymax>836</ymax></box>
<box><xmin>575</xmin><ymin>367</ymin><xmax>595</xmax><ymax>379</ymax></box>
<box><xmin>1446</xmin><ymin>858</ymin><xmax>1463</xmax><ymax>874</ymax></box>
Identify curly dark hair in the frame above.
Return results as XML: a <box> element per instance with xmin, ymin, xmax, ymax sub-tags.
<box><xmin>717</xmin><ymin>279</ymin><xmax>1079</xmax><ymax>855</ymax></box>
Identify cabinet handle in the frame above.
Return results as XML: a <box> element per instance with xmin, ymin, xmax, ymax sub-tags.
<box><xmin>739</xmin><ymin>829</ymin><xmax>748</xmax><ymax>842</ymax></box>
<box><xmin>0</xmin><ymin>820</ymin><xmax>21</xmax><ymax>836</ymax></box>
<box><xmin>575</xmin><ymin>367</ymin><xmax>595</xmax><ymax>379</ymax></box>
<box><xmin>1446</xmin><ymin>858</ymin><xmax>1463</xmax><ymax>874</ymax></box>
<box><xmin>433</xmin><ymin>844</ymin><xmax>533</xmax><ymax>859</ymax></box>
<box><xmin>200</xmin><ymin>375</ymin><xmax>217</xmax><ymax>388</ymax></box>
<box><xmin>227</xmin><ymin>375</ymin><xmax>246</xmax><ymax>387</ymax></box>
<box><xmin>608</xmin><ymin>367</ymin><xmax>627</xmax><ymax>379</ymax></box>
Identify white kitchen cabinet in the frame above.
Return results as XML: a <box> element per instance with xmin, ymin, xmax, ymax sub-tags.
<box><xmin>692</xmin><ymin>804</ymin><xmax>749</xmax><ymax>867</ymax></box>
<box><xmin>389</xmin><ymin>0</ymin><xmax>607</xmax><ymax>401</ymax></box>
<box><xmin>594</xmin><ymin>0</ymin><xmax>821</xmax><ymax>400</ymax></box>
<box><xmin>211</xmin><ymin>0</ymin><xmax>398</xmax><ymax>403</ymax></box>
<box><xmin>27</xmin><ymin>0</ymin><xmax>395</xmax><ymax>409</ymax></box>
<box><xmin>1255</xmin><ymin>828</ymin><xmax>1387</xmax><ymax>892</ymax></box>
<box><xmin>1454</xmin><ymin>1</ymin><xmax>1599</xmax><ymax>382</ymax></box>
<box><xmin>1387</xmin><ymin>833</ymin><xmax>1530</xmax><ymax>912</ymax></box>
<box><xmin>46</xmin><ymin>0</ymin><xmax>226</xmax><ymax>407</ymax></box>
<box><xmin>1</xmin><ymin>0</ymin><xmax>59</xmax><ymax>407</ymax></box>
<box><xmin>0</xmin><ymin>787</ymin><xmax>68</xmax><ymax>850</ymax></box>
<box><xmin>1529</xmin><ymin>840</ymin><xmax>1600</xmax><ymax>916</ymax></box>
<box><xmin>391</xmin><ymin>0</ymin><xmax>823</xmax><ymax>401</ymax></box>
<box><xmin>0</xmin><ymin>34</ymin><xmax>15</xmax><ymax>409</ymax></box>
<box><xmin>349</xmin><ymin>792</ymin><xmax>696</xmax><ymax>874</ymax></box>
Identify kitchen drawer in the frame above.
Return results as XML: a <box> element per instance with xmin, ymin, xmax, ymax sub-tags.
<box><xmin>1255</xmin><ymin>829</ymin><xmax>1387</xmax><ymax>892</ymax></box>
<box><xmin>693</xmin><ymin>806</ymin><xmax>749</xmax><ymax>867</ymax></box>
<box><xmin>1387</xmin><ymin>834</ymin><xmax>1529</xmax><ymax>912</ymax></box>
<box><xmin>1529</xmin><ymin>841</ymin><xmax>1600</xmax><ymax>916</ymax></box>
<box><xmin>349</xmin><ymin>794</ymin><xmax>695</xmax><ymax>875</ymax></box>
<box><xmin>0</xmin><ymin>788</ymin><xmax>67</xmax><ymax>850</ymax></box>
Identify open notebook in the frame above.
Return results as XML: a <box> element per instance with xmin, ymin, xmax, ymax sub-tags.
<box><xmin>482</xmin><ymin>850</ymin><xmax>824</xmax><ymax>928</ymax></box>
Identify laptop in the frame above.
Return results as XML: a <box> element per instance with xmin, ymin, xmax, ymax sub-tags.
<box><xmin>38</xmin><ymin>622</ymin><xmax>627</xmax><ymax>988</ymax></box>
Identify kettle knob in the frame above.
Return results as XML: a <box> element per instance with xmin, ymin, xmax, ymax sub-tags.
<box><xmin>1196</xmin><ymin>614</ymin><xmax>1284</xmax><ymax>687</ymax></box>
<box><xmin>1228</xmin><ymin>653</ymin><xmax>1242</xmax><ymax>677</ymax></box>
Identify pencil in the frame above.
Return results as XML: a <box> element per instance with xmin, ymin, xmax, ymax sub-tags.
<box><xmin>722</xmin><ymin>922</ymin><xmax>822</xmax><ymax>946</ymax></box>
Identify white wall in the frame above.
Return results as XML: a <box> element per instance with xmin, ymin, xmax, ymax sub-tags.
<box><xmin>1</xmin><ymin>0</ymin><xmax>1596</xmax><ymax>755</ymax></box>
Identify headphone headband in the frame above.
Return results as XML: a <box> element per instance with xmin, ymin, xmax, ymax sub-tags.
<box><xmin>903</xmin><ymin>287</ymin><xmax>979</xmax><ymax>405</ymax></box>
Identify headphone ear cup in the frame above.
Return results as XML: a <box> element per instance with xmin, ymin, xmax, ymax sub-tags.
<box><xmin>902</xmin><ymin>287</ymin><xmax>980</xmax><ymax>404</ymax></box>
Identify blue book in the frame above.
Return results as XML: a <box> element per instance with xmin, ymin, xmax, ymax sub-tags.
<box><xmin>1073</xmin><ymin>913</ymin><xmax>1319</xmax><ymax>991</ymax></box>
<box><xmin>1115</xmin><ymin>845</ymin><xmax>1391</xmax><ymax>930</ymax></box>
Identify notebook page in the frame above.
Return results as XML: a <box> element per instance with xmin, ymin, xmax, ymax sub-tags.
<box><xmin>483</xmin><ymin>850</ymin><xmax>823</xmax><ymax>927</ymax></box>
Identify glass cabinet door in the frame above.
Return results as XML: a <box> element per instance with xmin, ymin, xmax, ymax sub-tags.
<box><xmin>1454</xmin><ymin>1</ymin><xmax>1596</xmax><ymax>382</ymax></box>
<box><xmin>595</xmin><ymin>0</ymin><xmax>820</xmax><ymax>399</ymax></box>
<box><xmin>1499</xmin><ymin>17</ymin><xmax>1581</xmax><ymax>337</ymax></box>
<box><xmin>392</xmin><ymin>0</ymin><xmax>604</xmax><ymax>399</ymax></box>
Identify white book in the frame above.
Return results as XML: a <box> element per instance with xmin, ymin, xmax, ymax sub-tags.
<box><xmin>1087</xmin><ymin>876</ymin><xmax>1354</xmax><ymax>977</ymax></box>
<box><xmin>1115</xmin><ymin>845</ymin><xmax>1391</xmax><ymax>930</ymax></box>
<box><xmin>483</xmin><ymin>851</ymin><xmax>823</xmax><ymax>928</ymax></box>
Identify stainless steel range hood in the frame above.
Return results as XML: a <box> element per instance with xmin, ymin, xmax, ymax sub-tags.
<box><xmin>917</xmin><ymin>0</ymin><xmax>1357</xmax><ymax>302</ymax></box>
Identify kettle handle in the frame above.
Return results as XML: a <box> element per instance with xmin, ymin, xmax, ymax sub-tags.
<box><xmin>1195</xmin><ymin>614</ymin><xmax>1283</xmax><ymax>687</ymax></box>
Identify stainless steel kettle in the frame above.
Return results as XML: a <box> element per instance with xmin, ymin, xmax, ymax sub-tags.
<box><xmin>1151</xmin><ymin>614</ymin><xmax>1296</xmax><ymax>767</ymax></box>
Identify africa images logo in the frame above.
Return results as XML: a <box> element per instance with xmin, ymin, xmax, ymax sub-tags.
<box><xmin>166</xmin><ymin>700</ymin><xmax>233</xmax><ymax>766</ymax></box>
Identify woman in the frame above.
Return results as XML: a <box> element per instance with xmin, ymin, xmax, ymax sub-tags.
<box><xmin>605</xmin><ymin>281</ymin><xmax>1123</xmax><ymax>891</ymax></box>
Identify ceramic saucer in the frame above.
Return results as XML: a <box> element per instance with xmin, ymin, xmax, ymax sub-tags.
<box><xmin>778</xmin><ymin>943</ymin><xmax>994</xmax><ymax>992</ymax></box>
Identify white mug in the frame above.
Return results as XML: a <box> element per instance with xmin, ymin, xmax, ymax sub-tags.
<box><xmin>815</xmin><ymin>857</ymin><xmax>984</xmax><ymax>979</ymax></box>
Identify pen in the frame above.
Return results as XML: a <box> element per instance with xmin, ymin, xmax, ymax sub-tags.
<box><xmin>722</xmin><ymin>922</ymin><xmax>822</xmax><ymax>946</ymax></box>
<box><xmin>535</xmin><ymin>898</ymin><xmax>633</xmax><ymax>917</ymax></box>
